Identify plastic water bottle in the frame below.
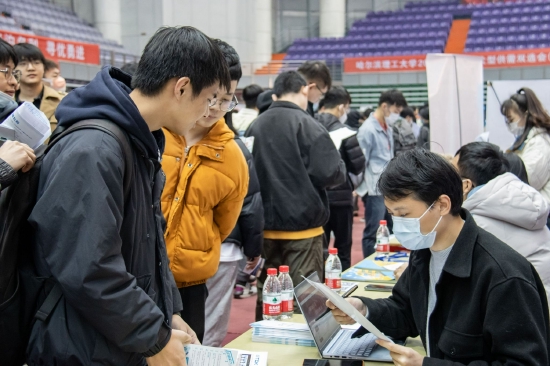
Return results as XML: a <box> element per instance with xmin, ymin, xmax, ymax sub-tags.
<box><xmin>376</xmin><ymin>220</ymin><xmax>390</xmax><ymax>255</ymax></box>
<box><xmin>262</xmin><ymin>268</ymin><xmax>282</xmax><ymax>320</ymax></box>
<box><xmin>278</xmin><ymin>265</ymin><xmax>294</xmax><ymax>319</ymax></box>
<box><xmin>325</xmin><ymin>248</ymin><xmax>342</xmax><ymax>291</ymax></box>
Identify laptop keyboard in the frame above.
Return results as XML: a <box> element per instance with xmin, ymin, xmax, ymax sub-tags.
<box><xmin>331</xmin><ymin>332</ymin><xmax>377</xmax><ymax>357</ymax></box>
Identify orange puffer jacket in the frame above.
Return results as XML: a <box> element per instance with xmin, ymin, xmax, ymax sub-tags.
<box><xmin>161</xmin><ymin>119</ymin><xmax>248</xmax><ymax>287</ymax></box>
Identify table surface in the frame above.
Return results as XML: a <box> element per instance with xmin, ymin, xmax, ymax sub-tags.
<box><xmin>225</xmin><ymin>255</ymin><xmax>425</xmax><ymax>365</ymax></box>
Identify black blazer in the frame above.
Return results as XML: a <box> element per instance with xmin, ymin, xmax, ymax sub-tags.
<box><xmin>355</xmin><ymin>209</ymin><xmax>550</xmax><ymax>365</ymax></box>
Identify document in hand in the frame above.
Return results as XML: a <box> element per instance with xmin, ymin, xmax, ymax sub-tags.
<box><xmin>302</xmin><ymin>276</ymin><xmax>394</xmax><ymax>343</ymax></box>
<box><xmin>329</xmin><ymin>127</ymin><xmax>357</xmax><ymax>150</ymax></box>
<box><xmin>184</xmin><ymin>344</ymin><xmax>268</xmax><ymax>366</ymax></box>
<box><xmin>1</xmin><ymin>102</ymin><xmax>51</xmax><ymax>149</ymax></box>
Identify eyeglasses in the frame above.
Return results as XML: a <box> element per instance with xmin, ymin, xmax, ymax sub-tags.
<box><xmin>207</xmin><ymin>97</ymin><xmax>218</xmax><ymax>108</ymax></box>
<box><xmin>314</xmin><ymin>83</ymin><xmax>326</xmax><ymax>97</ymax></box>
<box><xmin>0</xmin><ymin>68</ymin><xmax>21</xmax><ymax>83</ymax></box>
<box><xmin>218</xmin><ymin>95</ymin><xmax>239</xmax><ymax>112</ymax></box>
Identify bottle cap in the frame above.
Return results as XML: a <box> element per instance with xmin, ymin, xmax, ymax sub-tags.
<box><xmin>267</xmin><ymin>268</ymin><xmax>277</xmax><ymax>276</ymax></box>
<box><xmin>279</xmin><ymin>265</ymin><xmax>289</xmax><ymax>273</ymax></box>
<box><xmin>329</xmin><ymin>248</ymin><xmax>338</xmax><ymax>255</ymax></box>
<box><xmin>380</xmin><ymin>220</ymin><xmax>387</xmax><ymax>225</ymax></box>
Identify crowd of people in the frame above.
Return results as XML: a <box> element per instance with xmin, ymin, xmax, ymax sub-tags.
<box><xmin>0</xmin><ymin>24</ymin><xmax>548</xmax><ymax>365</ymax></box>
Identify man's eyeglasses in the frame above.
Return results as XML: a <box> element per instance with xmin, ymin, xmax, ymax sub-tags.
<box><xmin>218</xmin><ymin>95</ymin><xmax>239</xmax><ymax>112</ymax></box>
<box><xmin>0</xmin><ymin>68</ymin><xmax>21</xmax><ymax>83</ymax></box>
<box><xmin>311</xmin><ymin>83</ymin><xmax>326</xmax><ymax>97</ymax></box>
<box><xmin>207</xmin><ymin>97</ymin><xmax>218</xmax><ymax>108</ymax></box>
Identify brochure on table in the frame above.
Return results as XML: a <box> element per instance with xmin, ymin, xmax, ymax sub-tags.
<box><xmin>185</xmin><ymin>344</ymin><xmax>267</xmax><ymax>366</ymax></box>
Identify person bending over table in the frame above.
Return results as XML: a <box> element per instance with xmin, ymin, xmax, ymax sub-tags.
<box><xmin>327</xmin><ymin>148</ymin><xmax>550</xmax><ymax>366</ymax></box>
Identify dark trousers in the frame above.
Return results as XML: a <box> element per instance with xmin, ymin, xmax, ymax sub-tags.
<box><xmin>179</xmin><ymin>284</ymin><xmax>209</xmax><ymax>343</ymax></box>
<box><xmin>323</xmin><ymin>205</ymin><xmax>353</xmax><ymax>271</ymax></box>
<box><xmin>361</xmin><ymin>195</ymin><xmax>393</xmax><ymax>258</ymax></box>
<box><xmin>255</xmin><ymin>234</ymin><xmax>324</xmax><ymax>321</ymax></box>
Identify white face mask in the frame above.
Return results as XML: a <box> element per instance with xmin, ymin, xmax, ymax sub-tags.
<box><xmin>339</xmin><ymin>112</ymin><xmax>348</xmax><ymax>124</ymax></box>
<box><xmin>507</xmin><ymin>120</ymin><xmax>525</xmax><ymax>138</ymax></box>
<box><xmin>391</xmin><ymin>202</ymin><xmax>442</xmax><ymax>251</ymax></box>
<box><xmin>385</xmin><ymin>112</ymin><xmax>400</xmax><ymax>126</ymax></box>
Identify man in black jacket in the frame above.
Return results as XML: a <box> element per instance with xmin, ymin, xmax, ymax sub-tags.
<box><xmin>246</xmin><ymin>71</ymin><xmax>346</xmax><ymax>320</ymax></box>
<box><xmin>27</xmin><ymin>26</ymin><xmax>231</xmax><ymax>366</ymax></box>
<box><xmin>316</xmin><ymin>86</ymin><xmax>365</xmax><ymax>270</ymax></box>
<box><xmin>327</xmin><ymin>149</ymin><xmax>550</xmax><ymax>365</ymax></box>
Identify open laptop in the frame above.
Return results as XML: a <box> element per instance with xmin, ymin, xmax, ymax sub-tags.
<box><xmin>294</xmin><ymin>272</ymin><xmax>404</xmax><ymax>362</ymax></box>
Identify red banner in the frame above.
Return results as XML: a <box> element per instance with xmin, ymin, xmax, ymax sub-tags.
<box><xmin>344</xmin><ymin>54</ymin><xmax>427</xmax><ymax>73</ymax></box>
<box><xmin>0</xmin><ymin>29</ymin><xmax>100</xmax><ymax>65</ymax></box>
<box><xmin>465</xmin><ymin>48</ymin><xmax>550</xmax><ymax>69</ymax></box>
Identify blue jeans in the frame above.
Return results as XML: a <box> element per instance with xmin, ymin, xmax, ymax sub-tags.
<box><xmin>361</xmin><ymin>195</ymin><xmax>393</xmax><ymax>258</ymax></box>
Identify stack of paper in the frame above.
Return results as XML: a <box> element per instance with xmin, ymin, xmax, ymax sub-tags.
<box><xmin>184</xmin><ymin>344</ymin><xmax>267</xmax><ymax>366</ymax></box>
<box><xmin>341</xmin><ymin>267</ymin><xmax>396</xmax><ymax>283</ymax></box>
<box><xmin>250</xmin><ymin>320</ymin><xmax>316</xmax><ymax>347</ymax></box>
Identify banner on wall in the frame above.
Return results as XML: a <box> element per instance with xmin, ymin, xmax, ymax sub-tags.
<box><xmin>0</xmin><ymin>29</ymin><xmax>100</xmax><ymax>65</ymax></box>
<box><xmin>426</xmin><ymin>54</ymin><xmax>484</xmax><ymax>154</ymax></box>
<box><xmin>344</xmin><ymin>48</ymin><xmax>550</xmax><ymax>73</ymax></box>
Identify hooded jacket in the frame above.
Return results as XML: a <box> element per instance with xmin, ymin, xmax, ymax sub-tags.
<box><xmin>161</xmin><ymin>119</ymin><xmax>248</xmax><ymax>287</ymax></box>
<box><xmin>315</xmin><ymin>113</ymin><xmax>365</xmax><ymax>207</ymax></box>
<box><xmin>462</xmin><ymin>172</ymin><xmax>550</xmax><ymax>303</ymax></box>
<box><xmin>246</xmin><ymin>101</ymin><xmax>346</xmax><ymax>238</ymax></box>
<box><xmin>515</xmin><ymin>127</ymin><xmax>550</xmax><ymax>204</ymax></box>
<box><xmin>27</xmin><ymin>67</ymin><xmax>182</xmax><ymax>365</ymax></box>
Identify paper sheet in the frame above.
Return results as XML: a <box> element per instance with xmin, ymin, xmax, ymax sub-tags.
<box><xmin>329</xmin><ymin>127</ymin><xmax>357</xmax><ymax>149</ymax></box>
<box><xmin>184</xmin><ymin>344</ymin><xmax>267</xmax><ymax>366</ymax></box>
<box><xmin>1</xmin><ymin>102</ymin><xmax>51</xmax><ymax>150</ymax></box>
<box><xmin>302</xmin><ymin>276</ymin><xmax>394</xmax><ymax>343</ymax></box>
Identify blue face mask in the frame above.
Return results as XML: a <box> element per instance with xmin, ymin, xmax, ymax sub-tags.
<box><xmin>391</xmin><ymin>202</ymin><xmax>442</xmax><ymax>251</ymax></box>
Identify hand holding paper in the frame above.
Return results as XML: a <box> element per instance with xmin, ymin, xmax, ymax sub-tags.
<box><xmin>302</xmin><ymin>276</ymin><xmax>394</xmax><ymax>343</ymax></box>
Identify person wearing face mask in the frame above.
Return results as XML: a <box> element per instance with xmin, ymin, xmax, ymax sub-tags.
<box><xmin>501</xmin><ymin>88</ymin><xmax>550</xmax><ymax>226</ymax></box>
<box><xmin>417</xmin><ymin>103</ymin><xmax>430</xmax><ymax>149</ymax></box>
<box><xmin>326</xmin><ymin>148</ymin><xmax>550</xmax><ymax>366</ymax></box>
<box><xmin>297</xmin><ymin>61</ymin><xmax>332</xmax><ymax>117</ymax></box>
<box><xmin>315</xmin><ymin>86</ymin><xmax>365</xmax><ymax>270</ymax></box>
<box><xmin>161</xmin><ymin>39</ymin><xmax>248</xmax><ymax>344</ymax></box>
<box><xmin>451</xmin><ymin>142</ymin><xmax>550</xmax><ymax>304</ymax></box>
<box><xmin>356</xmin><ymin>89</ymin><xmax>407</xmax><ymax>257</ymax></box>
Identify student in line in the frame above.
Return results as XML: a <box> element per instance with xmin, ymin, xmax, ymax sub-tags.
<box><xmin>161</xmin><ymin>39</ymin><xmax>248</xmax><ymax>343</ymax></box>
<box><xmin>232</xmin><ymin>83</ymin><xmax>263</xmax><ymax>136</ymax></box>
<box><xmin>297</xmin><ymin>61</ymin><xmax>331</xmax><ymax>117</ymax></box>
<box><xmin>327</xmin><ymin>149</ymin><xmax>550</xmax><ymax>365</ymax></box>
<box><xmin>246</xmin><ymin>71</ymin><xmax>345</xmax><ymax>321</ymax></box>
<box><xmin>315</xmin><ymin>86</ymin><xmax>365</xmax><ymax>270</ymax></box>
<box><xmin>501</xmin><ymin>88</ymin><xmax>550</xmax><ymax>227</ymax></box>
<box><xmin>453</xmin><ymin>141</ymin><xmax>550</xmax><ymax>304</ymax></box>
<box><xmin>27</xmin><ymin>26</ymin><xmax>230</xmax><ymax>365</ymax></box>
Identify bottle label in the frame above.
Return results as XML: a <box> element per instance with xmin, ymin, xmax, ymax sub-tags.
<box><xmin>281</xmin><ymin>291</ymin><xmax>294</xmax><ymax>312</ymax></box>
<box><xmin>263</xmin><ymin>293</ymin><xmax>281</xmax><ymax>315</ymax></box>
<box><xmin>325</xmin><ymin>277</ymin><xmax>341</xmax><ymax>289</ymax></box>
<box><xmin>376</xmin><ymin>237</ymin><xmax>390</xmax><ymax>252</ymax></box>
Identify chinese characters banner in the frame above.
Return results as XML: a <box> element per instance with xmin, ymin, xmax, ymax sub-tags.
<box><xmin>344</xmin><ymin>54</ymin><xmax>427</xmax><ymax>73</ymax></box>
<box><xmin>0</xmin><ymin>30</ymin><xmax>100</xmax><ymax>65</ymax></box>
<box><xmin>465</xmin><ymin>48</ymin><xmax>550</xmax><ymax>69</ymax></box>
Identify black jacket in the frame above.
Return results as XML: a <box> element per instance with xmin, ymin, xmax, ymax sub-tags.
<box><xmin>315</xmin><ymin>113</ymin><xmax>365</xmax><ymax>207</ymax></box>
<box><xmin>355</xmin><ymin>209</ymin><xmax>550</xmax><ymax>365</ymax></box>
<box><xmin>246</xmin><ymin>101</ymin><xmax>346</xmax><ymax>232</ymax></box>
<box><xmin>26</xmin><ymin>67</ymin><xmax>182</xmax><ymax>365</ymax></box>
<box><xmin>417</xmin><ymin>123</ymin><xmax>430</xmax><ymax>149</ymax></box>
<box><xmin>225</xmin><ymin>137</ymin><xmax>264</xmax><ymax>258</ymax></box>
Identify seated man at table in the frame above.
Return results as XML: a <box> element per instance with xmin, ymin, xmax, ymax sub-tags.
<box><xmin>327</xmin><ymin>149</ymin><xmax>550</xmax><ymax>365</ymax></box>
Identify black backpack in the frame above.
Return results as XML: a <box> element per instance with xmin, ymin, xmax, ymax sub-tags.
<box><xmin>0</xmin><ymin>120</ymin><xmax>134</xmax><ymax>366</ymax></box>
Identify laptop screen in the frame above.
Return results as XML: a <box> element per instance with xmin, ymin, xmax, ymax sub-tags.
<box><xmin>294</xmin><ymin>272</ymin><xmax>342</xmax><ymax>351</ymax></box>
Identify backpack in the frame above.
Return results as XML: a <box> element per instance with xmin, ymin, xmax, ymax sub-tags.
<box><xmin>0</xmin><ymin>119</ymin><xmax>134</xmax><ymax>366</ymax></box>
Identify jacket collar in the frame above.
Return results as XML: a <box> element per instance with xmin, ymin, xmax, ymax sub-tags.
<box><xmin>412</xmin><ymin>209</ymin><xmax>478</xmax><ymax>279</ymax></box>
<box><xmin>42</xmin><ymin>85</ymin><xmax>64</xmax><ymax>102</ymax></box>
<box><xmin>268</xmin><ymin>100</ymin><xmax>310</xmax><ymax>116</ymax></box>
<box><xmin>316</xmin><ymin>112</ymin><xmax>342</xmax><ymax>131</ymax></box>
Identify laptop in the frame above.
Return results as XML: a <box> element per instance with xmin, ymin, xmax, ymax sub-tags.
<box><xmin>294</xmin><ymin>272</ymin><xmax>404</xmax><ymax>362</ymax></box>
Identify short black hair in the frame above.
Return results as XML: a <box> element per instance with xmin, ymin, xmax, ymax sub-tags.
<box><xmin>273</xmin><ymin>71</ymin><xmax>307</xmax><ymax>98</ymax></box>
<box><xmin>322</xmin><ymin>86</ymin><xmax>351</xmax><ymax>109</ymax></box>
<box><xmin>297</xmin><ymin>61</ymin><xmax>332</xmax><ymax>90</ymax></box>
<box><xmin>455</xmin><ymin>142</ymin><xmax>510</xmax><ymax>187</ymax></box>
<box><xmin>132</xmin><ymin>26</ymin><xmax>231</xmax><ymax>97</ymax></box>
<box><xmin>378</xmin><ymin>89</ymin><xmax>407</xmax><ymax>108</ymax></box>
<box><xmin>242</xmin><ymin>84</ymin><xmax>263</xmax><ymax>109</ymax></box>
<box><xmin>44</xmin><ymin>59</ymin><xmax>59</xmax><ymax>72</ymax></box>
<box><xmin>213</xmin><ymin>39</ymin><xmax>242</xmax><ymax>82</ymax></box>
<box><xmin>419</xmin><ymin>103</ymin><xmax>429</xmax><ymax>121</ymax></box>
<box><xmin>257</xmin><ymin>89</ymin><xmax>275</xmax><ymax>114</ymax></box>
<box><xmin>13</xmin><ymin>43</ymin><xmax>45</xmax><ymax>65</ymax></box>
<box><xmin>0</xmin><ymin>39</ymin><xmax>17</xmax><ymax>66</ymax></box>
<box><xmin>400</xmin><ymin>107</ymin><xmax>416</xmax><ymax>123</ymax></box>
<box><xmin>120</xmin><ymin>62</ymin><xmax>139</xmax><ymax>76</ymax></box>
<box><xmin>378</xmin><ymin>149</ymin><xmax>463</xmax><ymax>216</ymax></box>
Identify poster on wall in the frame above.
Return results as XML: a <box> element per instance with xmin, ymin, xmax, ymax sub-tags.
<box><xmin>425</xmin><ymin>54</ymin><xmax>484</xmax><ymax>154</ymax></box>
